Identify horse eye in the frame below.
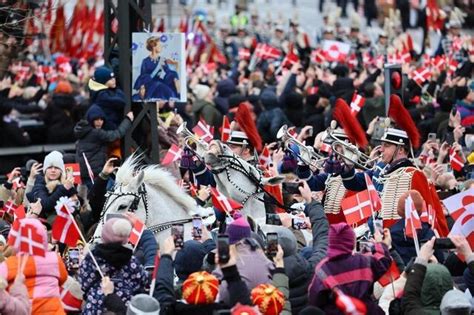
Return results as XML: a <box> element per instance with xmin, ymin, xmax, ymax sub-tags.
<box><xmin>118</xmin><ymin>204</ymin><xmax>128</xmax><ymax>211</ymax></box>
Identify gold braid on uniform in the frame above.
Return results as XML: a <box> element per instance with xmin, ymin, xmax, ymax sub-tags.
<box><xmin>323</xmin><ymin>176</ymin><xmax>347</xmax><ymax>215</ymax></box>
<box><xmin>381</xmin><ymin>167</ymin><xmax>415</xmax><ymax>220</ymax></box>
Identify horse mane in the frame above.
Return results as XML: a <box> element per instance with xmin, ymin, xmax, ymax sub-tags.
<box><xmin>116</xmin><ymin>154</ymin><xmax>197</xmax><ymax>212</ymax></box>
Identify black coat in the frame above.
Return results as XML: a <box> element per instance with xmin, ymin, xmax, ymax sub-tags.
<box><xmin>43</xmin><ymin>94</ymin><xmax>77</xmax><ymax>144</ymax></box>
<box><xmin>74</xmin><ymin>118</ymin><xmax>131</xmax><ymax>179</ymax></box>
<box><xmin>257</xmin><ymin>108</ymin><xmax>292</xmax><ymax>144</ymax></box>
<box><xmin>0</xmin><ymin>120</ymin><xmax>30</xmax><ymax>147</ymax></box>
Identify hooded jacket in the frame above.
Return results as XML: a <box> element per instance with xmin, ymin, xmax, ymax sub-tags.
<box><xmin>74</xmin><ymin>112</ymin><xmax>131</xmax><ymax>179</ymax></box>
<box><xmin>90</xmin><ymin>88</ymin><xmax>126</xmax><ymax>130</ymax></box>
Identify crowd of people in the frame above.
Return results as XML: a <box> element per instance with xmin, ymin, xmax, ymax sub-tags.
<box><xmin>0</xmin><ymin>0</ymin><xmax>473</xmax><ymax>314</ymax></box>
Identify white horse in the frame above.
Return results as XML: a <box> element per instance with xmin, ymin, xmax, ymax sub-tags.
<box><xmin>93</xmin><ymin>155</ymin><xmax>215</xmax><ymax>244</ymax></box>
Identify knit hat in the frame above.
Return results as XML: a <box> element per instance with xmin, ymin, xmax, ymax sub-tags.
<box><xmin>193</xmin><ymin>84</ymin><xmax>211</xmax><ymax>100</ymax></box>
<box><xmin>251</xmin><ymin>284</ymin><xmax>285</xmax><ymax>315</ymax></box>
<box><xmin>440</xmin><ymin>289</ymin><xmax>471</xmax><ymax>315</ymax></box>
<box><xmin>54</xmin><ymin>80</ymin><xmax>73</xmax><ymax>94</ymax></box>
<box><xmin>93</xmin><ymin>66</ymin><xmax>114</xmax><ymax>85</ymax></box>
<box><xmin>86</xmin><ymin>105</ymin><xmax>106</xmax><ymax>125</ymax></box>
<box><xmin>101</xmin><ymin>218</ymin><xmax>132</xmax><ymax>245</ymax></box>
<box><xmin>174</xmin><ymin>240</ymin><xmax>208</xmax><ymax>281</ymax></box>
<box><xmin>226</xmin><ymin>216</ymin><xmax>251</xmax><ymax>245</ymax></box>
<box><xmin>127</xmin><ymin>294</ymin><xmax>160</xmax><ymax>315</ymax></box>
<box><xmin>43</xmin><ymin>150</ymin><xmax>65</xmax><ymax>174</ymax></box>
<box><xmin>397</xmin><ymin>190</ymin><xmax>425</xmax><ymax>218</ymax></box>
<box><xmin>182</xmin><ymin>271</ymin><xmax>219</xmax><ymax>305</ymax></box>
<box><xmin>328</xmin><ymin>222</ymin><xmax>356</xmax><ymax>259</ymax></box>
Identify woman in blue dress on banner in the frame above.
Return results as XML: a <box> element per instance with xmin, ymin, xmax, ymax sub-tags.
<box><xmin>133</xmin><ymin>36</ymin><xmax>180</xmax><ymax>101</ymax></box>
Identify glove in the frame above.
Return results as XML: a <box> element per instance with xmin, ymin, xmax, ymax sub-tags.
<box><xmin>180</xmin><ymin>147</ymin><xmax>196</xmax><ymax>170</ymax></box>
<box><xmin>323</xmin><ymin>154</ymin><xmax>343</xmax><ymax>175</ymax></box>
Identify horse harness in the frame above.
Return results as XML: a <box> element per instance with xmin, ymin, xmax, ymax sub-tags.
<box><xmin>103</xmin><ymin>183</ymin><xmax>193</xmax><ymax>235</ymax></box>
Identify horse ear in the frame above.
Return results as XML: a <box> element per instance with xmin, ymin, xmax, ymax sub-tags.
<box><xmin>129</xmin><ymin>170</ymin><xmax>145</xmax><ymax>190</ymax></box>
<box><xmin>262</xmin><ymin>176</ymin><xmax>285</xmax><ymax>186</ymax></box>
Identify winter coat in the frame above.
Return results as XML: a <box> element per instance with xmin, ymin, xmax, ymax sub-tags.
<box><xmin>43</xmin><ymin>93</ymin><xmax>77</xmax><ymax>144</ymax></box>
<box><xmin>0</xmin><ymin>120</ymin><xmax>30</xmax><ymax>147</ymax></box>
<box><xmin>213</xmin><ymin>240</ymin><xmax>274</xmax><ymax>305</ymax></box>
<box><xmin>257</xmin><ymin>107</ymin><xmax>292</xmax><ymax>144</ymax></box>
<box><xmin>154</xmin><ymin>254</ymin><xmax>251</xmax><ymax>315</ymax></box>
<box><xmin>390</xmin><ymin>220</ymin><xmax>441</xmax><ymax>265</ymax></box>
<box><xmin>402</xmin><ymin>260</ymin><xmax>453</xmax><ymax>315</ymax></box>
<box><xmin>272</xmin><ymin>269</ymin><xmax>292</xmax><ymax>315</ymax></box>
<box><xmin>282</xmin><ymin>201</ymin><xmax>328</xmax><ymax>314</ymax></box>
<box><xmin>78</xmin><ymin>243</ymin><xmax>149</xmax><ymax>315</ymax></box>
<box><xmin>308</xmin><ymin>243</ymin><xmax>391</xmax><ymax>314</ymax></box>
<box><xmin>27</xmin><ymin>175</ymin><xmax>77</xmax><ymax>222</ymax></box>
<box><xmin>134</xmin><ymin>229</ymin><xmax>158</xmax><ymax>270</ymax></box>
<box><xmin>0</xmin><ymin>253</ymin><xmax>68</xmax><ymax>314</ymax></box>
<box><xmin>192</xmin><ymin>99</ymin><xmax>223</xmax><ymax>136</ymax></box>
<box><xmin>0</xmin><ymin>278</ymin><xmax>31</xmax><ymax>315</ymax></box>
<box><xmin>74</xmin><ymin>117</ymin><xmax>131</xmax><ymax>179</ymax></box>
<box><xmin>304</xmin><ymin>105</ymin><xmax>326</xmax><ymax>137</ymax></box>
<box><xmin>90</xmin><ymin>88</ymin><xmax>126</xmax><ymax>130</ymax></box>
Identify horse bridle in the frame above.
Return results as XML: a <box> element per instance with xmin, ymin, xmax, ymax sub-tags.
<box><xmin>102</xmin><ymin>183</ymin><xmax>193</xmax><ymax>235</ymax></box>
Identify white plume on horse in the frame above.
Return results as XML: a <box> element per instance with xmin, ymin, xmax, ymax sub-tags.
<box><xmin>93</xmin><ymin>153</ymin><xmax>215</xmax><ymax>245</ymax></box>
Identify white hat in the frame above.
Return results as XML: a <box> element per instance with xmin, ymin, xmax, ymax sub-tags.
<box><xmin>227</xmin><ymin>130</ymin><xmax>249</xmax><ymax>146</ymax></box>
<box><xmin>43</xmin><ymin>150</ymin><xmax>65</xmax><ymax>174</ymax></box>
<box><xmin>193</xmin><ymin>84</ymin><xmax>211</xmax><ymax>100</ymax></box>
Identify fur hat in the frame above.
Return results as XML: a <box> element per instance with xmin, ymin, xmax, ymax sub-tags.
<box><xmin>127</xmin><ymin>294</ymin><xmax>160</xmax><ymax>314</ymax></box>
<box><xmin>226</xmin><ymin>216</ymin><xmax>251</xmax><ymax>245</ymax></box>
<box><xmin>93</xmin><ymin>66</ymin><xmax>114</xmax><ymax>85</ymax></box>
<box><xmin>251</xmin><ymin>284</ymin><xmax>285</xmax><ymax>315</ymax></box>
<box><xmin>43</xmin><ymin>150</ymin><xmax>65</xmax><ymax>174</ymax></box>
<box><xmin>397</xmin><ymin>190</ymin><xmax>425</xmax><ymax>218</ymax></box>
<box><xmin>101</xmin><ymin>218</ymin><xmax>132</xmax><ymax>245</ymax></box>
<box><xmin>193</xmin><ymin>84</ymin><xmax>211</xmax><ymax>100</ymax></box>
<box><xmin>182</xmin><ymin>271</ymin><xmax>219</xmax><ymax>305</ymax></box>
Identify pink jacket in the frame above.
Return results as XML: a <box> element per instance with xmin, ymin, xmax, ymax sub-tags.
<box><xmin>0</xmin><ymin>279</ymin><xmax>31</xmax><ymax>315</ymax></box>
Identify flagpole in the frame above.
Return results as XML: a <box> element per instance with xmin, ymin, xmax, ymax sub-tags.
<box><xmin>67</xmin><ymin>210</ymin><xmax>104</xmax><ymax>279</ymax></box>
<box><xmin>149</xmin><ymin>251</ymin><xmax>161</xmax><ymax>297</ymax></box>
<box><xmin>409</xmin><ymin>213</ymin><xmax>421</xmax><ymax>257</ymax></box>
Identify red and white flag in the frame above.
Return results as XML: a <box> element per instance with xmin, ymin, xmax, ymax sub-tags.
<box><xmin>405</xmin><ymin>196</ymin><xmax>422</xmax><ymax>238</ymax></box>
<box><xmin>220</xmin><ymin>116</ymin><xmax>231</xmax><ymax>142</ymax></box>
<box><xmin>442</xmin><ymin>188</ymin><xmax>474</xmax><ymax>221</ymax></box>
<box><xmin>3</xmin><ymin>200</ymin><xmax>17</xmax><ymax>217</ymax></box>
<box><xmin>347</xmin><ymin>53</ymin><xmax>358</xmax><ymax>69</ymax></box>
<box><xmin>431</xmin><ymin>55</ymin><xmax>446</xmax><ymax>71</ymax></box>
<box><xmin>8</xmin><ymin>219</ymin><xmax>46</xmax><ymax>257</ymax></box>
<box><xmin>210</xmin><ymin>187</ymin><xmax>243</xmax><ymax>214</ymax></box>
<box><xmin>14</xmin><ymin>204</ymin><xmax>25</xmax><ymax>220</ymax></box>
<box><xmin>193</xmin><ymin>120</ymin><xmax>214</xmax><ymax>143</ymax></box>
<box><xmin>322</xmin><ymin>40</ymin><xmax>350</xmax><ymax>62</ymax></box>
<box><xmin>254</xmin><ymin>43</ymin><xmax>282</xmax><ymax>60</ymax></box>
<box><xmin>399</xmin><ymin>49</ymin><xmax>412</xmax><ymax>64</ymax></box>
<box><xmin>377</xmin><ymin>260</ymin><xmax>401</xmax><ymax>287</ymax></box>
<box><xmin>365</xmin><ymin>174</ymin><xmax>382</xmax><ymax>212</ymax></box>
<box><xmin>65</xmin><ymin>163</ymin><xmax>82</xmax><ymax>185</ymax></box>
<box><xmin>60</xmin><ymin>286</ymin><xmax>82</xmax><ymax>312</ymax></box>
<box><xmin>341</xmin><ymin>190</ymin><xmax>373</xmax><ymax>225</ymax></box>
<box><xmin>161</xmin><ymin>144</ymin><xmax>183</xmax><ymax>166</ymax></box>
<box><xmin>410</xmin><ymin>67</ymin><xmax>431</xmax><ymax>85</ymax></box>
<box><xmin>128</xmin><ymin>219</ymin><xmax>145</xmax><ymax>248</ymax></box>
<box><xmin>449</xmin><ymin>206</ymin><xmax>474</xmax><ymax>250</ymax></box>
<box><xmin>282</xmin><ymin>50</ymin><xmax>300</xmax><ymax>68</ymax></box>
<box><xmin>258</xmin><ymin>146</ymin><xmax>272</xmax><ymax>169</ymax></box>
<box><xmin>52</xmin><ymin>204</ymin><xmax>80</xmax><ymax>247</ymax></box>
<box><xmin>334</xmin><ymin>288</ymin><xmax>367</xmax><ymax>315</ymax></box>
<box><xmin>320</xmin><ymin>142</ymin><xmax>332</xmax><ymax>154</ymax></box>
<box><xmin>11</xmin><ymin>177</ymin><xmax>26</xmax><ymax>190</ymax></box>
<box><xmin>238</xmin><ymin>48</ymin><xmax>251</xmax><ymax>60</ymax></box>
<box><xmin>449</xmin><ymin>147</ymin><xmax>464</xmax><ymax>172</ymax></box>
<box><xmin>448</xmin><ymin>59</ymin><xmax>459</xmax><ymax>76</ymax></box>
<box><xmin>350</xmin><ymin>93</ymin><xmax>366</xmax><ymax>115</ymax></box>
<box><xmin>311</xmin><ymin>49</ymin><xmax>326</xmax><ymax>64</ymax></box>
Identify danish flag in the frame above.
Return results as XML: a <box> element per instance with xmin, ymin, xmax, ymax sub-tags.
<box><xmin>128</xmin><ymin>219</ymin><xmax>145</xmax><ymax>248</ymax></box>
<box><xmin>347</xmin><ymin>53</ymin><xmax>358</xmax><ymax>69</ymax></box>
<box><xmin>3</xmin><ymin>200</ymin><xmax>17</xmax><ymax>217</ymax></box>
<box><xmin>442</xmin><ymin>188</ymin><xmax>474</xmax><ymax>221</ymax></box>
<box><xmin>282</xmin><ymin>50</ymin><xmax>300</xmax><ymax>68</ymax></box>
<box><xmin>405</xmin><ymin>196</ymin><xmax>422</xmax><ymax>238</ymax></box>
<box><xmin>8</xmin><ymin>219</ymin><xmax>46</xmax><ymax>257</ymax></box>
<box><xmin>220</xmin><ymin>116</ymin><xmax>231</xmax><ymax>142</ymax></box>
<box><xmin>334</xmin><ymin>288</ymin><xmax>367</xmax><ymax>315</ymax></box>
<box><xmin>431</xmin><ymin>55</ymin><xmax>446</xmax><ymax>70</ymax></box>
<box><xmin>350</xmin><ymin>93</ymin><xmax>366</xmax><ymax>115</ymax></box>
<box><xmin>210</xmin><ymin>187</ymin><xmax>243</xmax><ymax>214</ymax></box>
<box><xmin>449</xmin><ymin>147</ymin><xmax>464</xmax><ymax>172</ymax></box>
<box><xmin>254</xmin><ymin>43</ymin><xmax>282</xmax><ymax>60</ymax></box>
<box><xmin>377</xmin><ymin>260</ymin><xmax>401</xmax><ymax>287</ymax></box>
<box><xmin>311</xmin><ymin>49</ymin><xmax>326</xmax><ymax>64</ymax></box>
<box><xmin>161</xmin><ymin>144</ymin><xmax>183</xmax><ymax>166</ymax></box>
<box><xmin>60</xmin><ymin>286</ymin><xmax>82</xmax><ymax>312</ymax></box>
<box><xmin>258</xmin><ymin>146</ymin><xmax>272</xmax><ymax>169</ymax></box>
<box><xmin>65</xmin><ymin>163</ymin><xmax>82</xmax><ymax>185</ymax></box>
<box><xmin>365</xmin><ymin>174</ymin><xmax>382</xmax><ymax>212</ymax></box>
<box><xmin>238</xmin><ymin>48</ymin><xmax>251</xmax><ymax>60</ymax></box>
<box><xmin>341</xmin><ymin>190</ymin><xmax>373</xmax><ymax>225</ymax></box>
<box><xmin>410</xmin><ymin>67</ymin><xmax>431</xmax><ymax>85</ymax></box>
<box><xmin>193</xmin><ymin>120</ymin><xmax>214</xmax><ymax>143</ymax></box>
<box><xmin>448</xmin><ymin>59</ymin><xmax>459</xmax><ymax>76</ymax></box>
<box><xmin>52</xmin><ymin>205</ymin><xmax>80</xmax><ymax>247</ymax></box>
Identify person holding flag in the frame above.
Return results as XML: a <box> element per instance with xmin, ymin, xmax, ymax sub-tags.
<box><xmin>340</xmin><ymin>95</ymin><xmax>449</xmax><ymax>236</ymax></box>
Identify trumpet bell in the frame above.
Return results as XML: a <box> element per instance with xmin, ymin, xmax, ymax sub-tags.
<box><xmin>276</xmin><ymin>125</ymin><xmax>287</xmax><ymax>140</ymax></box>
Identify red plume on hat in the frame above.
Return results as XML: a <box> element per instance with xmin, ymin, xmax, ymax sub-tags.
<box><xmin>235</xmin><ymin>103</ymin><xmax>263</xmax><ymax>153</ymax></box>
<box><xmin>388</xmin><ymin>94</ymin><xmax>420</xmax><ymax>149</ymax></box>
<box><xmin>333</xmin><ymin>98</ymin><xmax>368</xmax><ymax>148</ymax></box>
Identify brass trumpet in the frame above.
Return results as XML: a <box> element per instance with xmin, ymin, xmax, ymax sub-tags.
<box><xmin>326</xmin><ymin>121</ymin><xmax>379</xmax><ymax>170</ymax></box>
<box><xmin>176</xmin><ymin>122</ymin><xmax>209</xmax><ymax>157</ymax></box>
<box><xmin>276</xmin><ymin>125</ymin><xmax>326</xmax><ymax>169</ymax></box>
